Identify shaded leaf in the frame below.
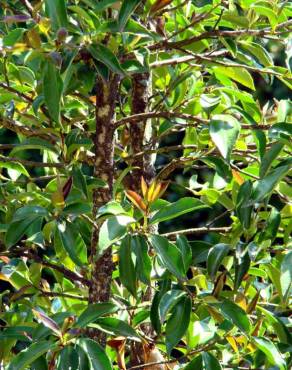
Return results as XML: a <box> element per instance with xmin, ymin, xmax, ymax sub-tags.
<box><xmin>74</xmin><ymin>303</ymin><xmax>118</xmax><ymax>328</ymax></box>
<box><xmin>207</xmin><ymin>243</ymin><xmax>230</xmax><ymax>281</ymax></box>
<box><xmin>76</xmin><ymin>338</ymin><xmax>112</xmax><ymax>370</ymax></box>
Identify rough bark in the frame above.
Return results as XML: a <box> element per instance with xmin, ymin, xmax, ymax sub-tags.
<box><xmin>89</xmin><ymin>74</ymin><xmax>119</xmax><ymax>345</ymax></box>
<box><xmin>130</xmin><ymin>72</ymin><xmax>157</xmax><ymax>367</ymax></box>
<box><xmin>129</xmin><ymin>72</ymin><xmax>156</xmax><ymax>189</ymax></box>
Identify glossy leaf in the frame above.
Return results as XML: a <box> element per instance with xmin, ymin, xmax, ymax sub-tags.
<box><xmin>76</xmin><ymin>339</ymin><xmax>112</xmax><ymax>370</ymax></box>
<box><xmin>158</xmin><ymin>289</ymin><xmax>186</xmax><ymax>322</ymax></box>
<box><xmin>118</xmin><ymin>0</ymin><xmax>141</xmax><ymax>31</ymax></box>
<box><xmin>207</xmin><ymin>243</ymin><xmax>230</xmax><ymax>281</ymax></box>
<box><xmin>74</xmin><ymin>303</ymin><xmax>118</xmax><ymax>328</ymax></box>
<box><xmin>7</xmin><ymin>341</ymin><xmax>56</xmax><ymax>370</ymax></box>
<box><xmin>88</xmin><ymin>44</ymin><xmax>125</xmax><ymax>76</ymax></box>
<box><xmin>165</xmin><ymin>295</ymin><xmax>191</xmax><ymax>354</ymax></box>
<box><xmin>98</xmin><ymin>215</ymin><xmax>135</xmax><ymax>254</ymax></box>
<box><xmin>210</xmin><ymin>115</ymin><xmax>240</xmax><ymax>162</ymax></box>
<box><xmin>93</xmin><ymin>317</ymin><xmax>140</xmax><ymax>340</ymax></box>
<box><xmin>253</xmin><ymin>337</ymin><xmax>286</xmax><ymax>370</ymax></box>
<box><xmin>131</xmin><ymin>235</ymin><xmax>151</xmax><ymax>284</ymax></box>
<box><xmin>43</xmin><ymin>61</ymin><xmax>63</xmax><ymax>123</ymax></box>
<box><xmin>119</xmin><ymin>236</ymin><xmax>137</xmax><ymax>297</ymax></box>
<box><xmin>150</xmin><ymin>197</ymin><xmax>207</xmax><ymax>224</ymax></box>
<box><xmin>216</xmin><ymin>300</ymin><xmax>251</xmax><ymax>333</ymax></box>
<box><xmin>150</xmin><ymin>235</ymin><xmax>186</xmax><ymax>279</ymax></box>
<box><xmin>280</xmin><ymin>251</ymin><xmax>292</xmax><ymax>301</ymax></box>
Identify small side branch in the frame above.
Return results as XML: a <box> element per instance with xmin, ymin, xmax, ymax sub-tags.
<box><xmin>162</xmin><ymin>226</ymin><xmax>232</xmax><ymax>238</ymax></box>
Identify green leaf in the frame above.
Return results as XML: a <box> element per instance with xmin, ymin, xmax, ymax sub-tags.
<box><xmin>32</xmin><ymin>309</ymin><xmax>62</xmax><ymax>337</ymax></box>
<box><xmin>63</xmin><ymin>202</ymin><xmax>92</xmax><ymax>215</ymax></box>
<box><xmin>10</xmin><ymin>138</ymin><xmax>58</xmax><ymax>156</ymax></box>
<box><xmin>45</xmin><ymin>0</ymin><xmax>68</xmax><ymax>30</ymax></box>
<box><xmin>57</xmin><ymin>346</ymin><xmax>79</xmax><ymax>370</ymax></box>
<box><xmin>150</xmin><ymin>235</ymin><xmax>186</xmax><ymax>279</ymax></box>
<box><xmin>150</xmin><ymin>197</ymin><xmax>207</xmax><ymax>224</ymax></box>
<box><xmin>202</xmin><ymin>352</ymin><xmax>222</xmax><ymax>370</ymax></box>
<box><xmin>7</xmin><ymin>341</ymin><xmax>56</xmax><ymax>370</ymax></box>
<box><xmin>88</xmin><ymin>44</ymin><xmax>125</xmax><ymax>76</ymax></box>
<box><xmin>76</xmin><ymin>338</ymin><xmax>112</xmax><ymax>370</ymax></box>
<box><xmin>6</xmin><ymin>206</ymin><xmax>48</xmax><ymax>247</ymax></box>
<box><xmin>74</xmin><ymin>303</ymin><xmax>118</xmax><ymax>328</ymax></box>
<box><xmin>159</xmin><ymin>289</ymin><xmax>186</xmax><ymax>323</ymax></box>
<box><xmin>234</xmin><ymin>244</ymin><xmax>250</xmax><ymax>290</ymax></box>
<box><xmin>216</xmin><ymin>300</ymin><xmax>251</xmax><ymax>333</ymax></box>
<box><xmin>260</xmin><ymin>142</ymin><xmax>284</xmax><ymax>178</ymax></box>
<box><xmin>118</xmin><ymin>0</ymin><xmax>141</xmax><ymax>31</ymax></box>
<box><xmin>93</xmin><ymin>318</ymin><xmax>140</xmax><ymax>340</ymax></box>
<box><xmin>176</xmin><ymin>235</ymin><xmax>192</xmax><ymax>272</ymax></box>
<box><xmin>252</xmin><ymin>164</ymin><xmax>291</xmax><ymax>202</ymax></box>
<box><xmin>236</xmin><ymin>180</ymin><xmax>253</xmax><ymax>230</ymax></box>
<box><xmin>184</xmin><ymin>355</ymin><xmax>203</xmax><ymax>370</ymax></box>
<box><xmin>280</xmin><ymin>251</ymin><xmax>292</xmax><ymax>301</ymax></box>
<box><xmin>131</xmin><ymin>235</ymin><xmax>151</xmax><ymax>284</ymax></box>
<box><xmin>43</xmin><ymin>61</ymin><xmax>63</xmax><ymax>123</ymax></box>
<box><xmin>98</xmin><ymin>215</ymin><xmax>135</xmax><ymax>254</ymax></box>
<box><xmin>72</xmin><ymin>166</ymin><xmax>88</xmax><ymax>198</ymax></box>
<box><xmin>259</xmin><ymin>207</ymin><xmax>281</xmax><ymax>242</ymax></box>
<box><xmin>207</xmin><ymin>243</ymin><xmax>230</xmax><ymax>281</ymax></box>
<box><xmin>119</xmin><ymin>236</ymin><xmax>137</xmax><ymax>297</ymax></box>
<box><xmin>150</xmin><ymin>277</ymin><xmax>171</xmax><ymax>334</ymax></box>
<box><xmin>0</xmin><ymin>159</ymin><xmax>29</xmax><ymax>178</ymax></box>
<box><xmin>13</xmin><ymin>206</ymin><xmax>49</xmax><ymax>221</ymax></box>
<box><xmin>55</xmin><ymin>222</ymin><xmax>87</xmax><ymax>266</ymax></box>
<box><xmin>3</xmin><ymin>28</ymin><xmax>25</xmax><ymax>46</ymax></box>
<box><xmin>165</xmin><ymin>295</ymin><xmax>191</xmax><ymax>354</ymax></box>
<box><xmin>239</xmin><ymin>41</ymin><xmax>273</xmax><ymax>67</ymax></box>
<box><xmin>253</xmin><ymin>337</ymin><xmax>286</xmax><ymax>370</ymax></box>
<box><xmin>213</xmin><ymin>66</ymin><xmax>255</xmax><ymax>90</ymax></box>
<box><xmin>209</xmin><ymin>115</ymin><xmax>240</xmax><ymax>162</ymax></box>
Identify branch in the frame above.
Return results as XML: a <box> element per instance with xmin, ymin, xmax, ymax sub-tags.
<box><xmin>127</xmin><ymin>338</ymin><xmax>219</xmax><ymax>370</ymax></box>
<box><xmin>0</xmin><ymin>117</ymin><xmax>58</xmax><ymax>143</ymax></box>
<box><xmin>24</xmin><ymin>252</ymin><xmax>90</xmax><ymax>286</ymax></box>
<box><xmin>115</xmin><ymin>112</ymin><xmax>208</xmax><ymax>127</ymax></box>
<box><xmin>149</xmin><ymin>19</ymin><xmax>292</xmax><ymax>50</ymax></box>
<box><xmin>162</xmin><ymin>226</ymin><xmax>232</xmax><ymax>238</ymax></box>
<box><xmin>0</xmin><ymin>155</ymin><xmax>64</xmax><ymax>168</ymax></box>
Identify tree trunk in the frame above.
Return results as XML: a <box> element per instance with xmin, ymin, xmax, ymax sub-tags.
<box><xmin>89</xmin><ymin>74</ymin><xmax>119</xmax><ymax>345</ymax></box>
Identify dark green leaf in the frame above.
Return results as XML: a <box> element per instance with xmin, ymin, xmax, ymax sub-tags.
<box><xmin>119</xmin><ymin>236</ymin><xmax>137</xmax><ymax>297</ymax></box>
<box><xmin>118</xmin><ymin>0</ymin><xmax>141</xmax><ymax>31</ymax></box>
<box><xmin>43</xmin><ymin>61</ymin><xmax>63</xmax><ymax>123</ymax></box>
<box><xmin>260</xmin><ymin>142</ymin><xmax>284</xmax><ymax>178</ymax></box>
<box><xmin>55</xmin><ymin>222</ymin><xmax>87</xmax><ymax>266</ymax></box>
<box><xmin>76</xmin><ymin>339</ymin><xmax>112</xmax><ymax>370</ymax></box>
<box><xmin>207</xmin><ymin>243</ymin><xmax>230</xmax><ymax>281</ymax></box>
<box><xmin>176</xmin><ymin>235</ymin><xmax>192</xmax><ymax>272</ymax></box>
<box><xmin>72</xmin><ymin>166</ymin><xmax>88</xmax><ymax>198</ymax></box>
<box><xmin>150</xmin><ymin>277</ymin><xmax>171</xmax><ymax>334</ymax></box>
<box><xmin>165</xmin><ymin>295</ymin><xmax>191</xmax><ymax>354</ymax></box>
<box><xmin>210</xmin><ymin>115</ymin><xmax>240</xmax><ymax>162</ymax></box>
<box><xmin>88</xmin><ymin>44</ymin><xmax>125</xmax><ymax>76</ymax></box>
<box><xmin>280</xmin><ymin>251</ymin><xmax>292</xmax><ymax>301</ymax></box>
<box><xmin>202</xmin><ymin>352</ymin><xmax>222</xmax><ymax>370</ymax></box>
<box><xmin>45</xmin><ymin>0</ymin><xmax>68</xmax><ymax>30</ymax></box>
<box><xmin>216</xmin><ymin>300</ymin><xmax>251</xmax><ymax>333</ymax></box>
<box><xmin>234</xmin><ymin>244</ymin><xmax>250</xmax><ymax>290</ymax></box>
<box><xmin>131</xmin><ymin>235</ymin><xmax>151</xmax><ymax>284</ymax></box>
<box><xmin>252</xmin><ymin>164</ymin><xmax>291</xmax><ymax>202</ymax></box>
<box><xmin>57</xmin><ymin>346</ymin><xmax>79</xmax><ymax>370</ymax></box>
<box><xmin>236</xmin><ymin>180</ymin><xmax>253</xmax><ymax>229</ymax></box>
<box><xmin>93</xmin><ymin>318</ymin><xmax>140</xmax><ymax>340</ymax></box>
<box><xmin>150</xmin><ymin>235</ymin><xmax>186</xmax><ymax>279</ymax></box>
<box><xmin>253</xmin><ymin>337</ymin><xmax>286</xmax><ymax>370</ymax></box>
<box><xmin>158</xmin><ymin>289</ymin><xmax>186</xmax><ymax>323</ymax></box>
<box><xmin>7</xmin><ymin>341</ymin><xmax>56</xmax><ymax>370</ymax></box>
<box><xmin>98</xmin><ymin>215</ymin><xmax>135</xmax><ymax>254</ymax></box>
<box><xmin>150</xmin><ymin>197</ymin><xmax>207</xmax><ymax>224</ymax></box>
<box><xmin>74</xmin><ymin>303</ymin><xmax>118</xmax><ymax>328</ymax></box>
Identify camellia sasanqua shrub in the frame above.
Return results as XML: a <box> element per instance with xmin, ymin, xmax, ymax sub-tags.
<box><xmin>0</xmin><ymin>0</ymin><xmax>291</xmax><ymax>369</ymax></box>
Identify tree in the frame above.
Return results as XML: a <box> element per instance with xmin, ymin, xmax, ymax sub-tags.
<box><xmin>0</xmin><ymin>0</ymin><xmax>291</xmax><ymax>369</ymax></box>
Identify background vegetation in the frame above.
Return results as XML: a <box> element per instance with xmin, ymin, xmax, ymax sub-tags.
<box><xmin>0</xmin><ymin>0</ymin><xmax>291</xmax><ymax>369</ymax></box>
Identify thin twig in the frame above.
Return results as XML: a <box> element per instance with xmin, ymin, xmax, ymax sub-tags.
<box><xmin>0</xmin><ymin>155</ymin><xmax>64</xmax><ymax>168</ymax></box>
<box><xmin>162</xmin><ymin>226</ymin><xmax>232</xmax><ymax>238</ymax></box>
<box><xmin>149</xmin><ymin>19</ymin><xmax>292</xmax><ymax>50</ymax></box>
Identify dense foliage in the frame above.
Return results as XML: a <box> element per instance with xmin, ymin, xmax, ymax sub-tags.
<box><xmin>0</xmin><ymin>0</ymin><xmax>291</xmax><ymax>369</ymax></box>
